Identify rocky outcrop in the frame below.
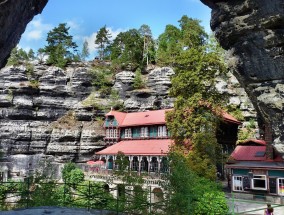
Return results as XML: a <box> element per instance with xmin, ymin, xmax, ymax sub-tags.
<box><xmin>0</xmin><ymin>64</ymin><xmax>105</xmax><ymax>168</ymax></box>
<box><xmin>201</xmin><ymin>0</ymin><xmax>284</xmax><ymax>153</ymax></box>
<box><xmin>113</xmin><ymin>67</ymin><xmax>175</xmax><ymax>111</ymax></box>
<box><xmin>0</xmin><ymin>0</ymin><xmax>48</xmax><ymax>69</ymax></box>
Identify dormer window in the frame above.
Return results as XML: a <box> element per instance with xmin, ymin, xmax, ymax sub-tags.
<box><xmin>141</xmin><ymin>127</ymin><xmax>148</xmax><ymax>137</ymax></box>
<box><xmin>158</xmin><ymin>126</ymin><xmax>167</xmax><ymax>137</ymax></box>
<box><xmin>106</xmin><ymin>129</ymin><xmax>118</xmax><ymax>138</ymax></box>
<box><xmin>125</xmin><ymin>128</ymin><xmax>132</xmax><ymax>138</ymax></box>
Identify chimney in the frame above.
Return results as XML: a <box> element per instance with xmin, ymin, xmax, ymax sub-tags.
<box><xmin>264</xmin><ymin>122</ymin><xmax>274</xmax><ymax>160</ymax></box>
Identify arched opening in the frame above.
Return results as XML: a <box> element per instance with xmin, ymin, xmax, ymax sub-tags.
<box><xmin>152</xmin><ymin>188</ymin><xmax>163</xmax><ymax>203</ymax></box>
<box><xmin>132</xmin><ymin>156</ymin><xmax>139</xmax><ymax>171</ymax></box>
<box><xmin>140</xmin><ymin>156</ymin><xmax>148</xmax><ymax>172</ymax></box>
<box><xmin>150</xmin><ymin>157</ymin><xmax>158</xmax><ymax>173</ymax></box>
<box><xmin>160</xmin><ymin>157</ymin><xmax>169</xmax><ymax>173</ymax></box>
<box><xmin>107</xmin><ymin>156</ymin><xmax>113</xmax><ymax>170</ymax></box>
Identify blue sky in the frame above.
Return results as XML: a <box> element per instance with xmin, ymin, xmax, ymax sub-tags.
<box><xmin>19</xmin><ymin>0</ymin><xmax>211</xmax><ymax>59</ymax></box>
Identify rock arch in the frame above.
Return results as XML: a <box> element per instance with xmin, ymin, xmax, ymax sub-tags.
<box><xmin>1</xmin><ymin>0</ymin><xmax>284</xmax><ymax>154</ymax></box>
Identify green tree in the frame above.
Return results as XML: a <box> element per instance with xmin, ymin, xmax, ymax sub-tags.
<box><xmin>44</xmin><ymin>23</ymin><xmax>78</xmax><ymax>68</ymax></box>
<box><xmin>95</xmin><ymin>25</ymin><xmax>111</xmax><ymax>60</ymax></box>
<box><xmin>6</xmin><ymin>47</ymin><xmax>29</xmax><ymax>66</ymax></box>
<box><xmin>132</xmin><ymin>68</ymin><xmax>145</xmax><ymax>89</ymax></box>
<box><xmin>110</xmin><ymin>29</ymin><xmax>144</xmax><ymax>70</ymax></box>
<box><xmin>81</xmin><ymin>40</ymin><xmax>90</xmax><ymax>61</ymax></box>
<box><xmin>27</xmin><ymin>49</ymin><xmax>35</xmax><ymax>60</ymax></box>
<box><xmin>178</xmin><ymin>15</ymin><xmax>208</xmax><ymax>48</ymax></box>
<box><xmin>37</xmin><ymin>48</ymin><xmax>46</xmax><ymax>63</ymax></box>
<box><xmin>165</xmin><ymin>16</ymin><xmax>227</xmax><ymax>180</ymax></box>
<box><xmin>165</xmin><ymin>148</ymin><xmax>229</xmax><ymax>215</ymax></box>
<box><xmin>156</xmin><ymin>25</ymin><xmax>182</xmax><ymax>66</ymax></box>
<box><xmin>138</xmin><ymin>24</ymin><xmax>155</xmax><ymax>65</ymax></box>
<box><xmin>62</xmin><ymin>162</ymin><xmax>77</xmax><ymax>183</ymax></box>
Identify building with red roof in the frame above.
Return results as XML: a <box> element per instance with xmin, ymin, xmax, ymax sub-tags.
<box><xmin>91</xmin><ymin>109</ymin><xmax>240</xmax><ymax>175</ymax></box>
<box><xmin>226</xmin><ymin>139</ymin><xmax>284</xmax><ymax>198</ymax></box>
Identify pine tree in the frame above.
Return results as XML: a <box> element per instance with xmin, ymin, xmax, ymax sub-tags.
<box><xmin>138</xmin><ymin>24</ymin><xmax>155</xmax><ymax>65</ymax></box>
<box><xmin>132</xmin><ymin>68</ymin><xmax>145</xmax><ymax>89</ymax></box>
<box><xmin>27</xmin><ymin>49</ymin><xmax>35</xmax><ymax>60</ymax></box>
<box><xmin>95</xmin><ymin>25</ymin><xmax>111</xmax><ymax>60</ymax></box>
<box><xmin>81</xmin><ymin>40</ymin><xmax>89</xmax><ymax>61</ymax></box>
<box><xmin>44</xmin><ymin>23</ymin><xmax>78</xmax><ymax>68</ymax></box>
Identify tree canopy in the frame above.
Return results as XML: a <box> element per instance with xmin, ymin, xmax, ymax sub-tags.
<box><xmin>44</xmin><ymin>23</ymin><xmax>78</xmax><ymax>68</ymax></box>
<box><xmin>95</xmin><ymin>25</ymin><xmax>111</xmax><ymax>60</ymax></box>
<box><xmin>164</xmin><ymin>16</ymin><xmax>227</xmax><ymax>180</ymax></box>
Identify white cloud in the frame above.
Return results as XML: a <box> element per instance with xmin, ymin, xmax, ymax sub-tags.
<box><xmin>84</xmin><ymin>27</ymin><xmax>126</xmax><ymax>55</ymax></box>
<box><xmin>24</xmin><ymin>16</ymin><xmax>53</xmax><ymax>41</ymax></box>
<box><xmin>67</xmin><ymin>20</ymin><xmax>80</xmax><ymax>30</ymax></box>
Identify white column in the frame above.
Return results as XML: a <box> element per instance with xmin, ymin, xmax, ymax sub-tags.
<box><xmin>148</xmin><ymin>156</ymin><xmax>151</xmax><ymax>174</ymax></box>
<box><xmin>129</xmin><ymin>156</ymin><xmax>133</xmax><ymax>171</ymax></box>
<box><xmin>138</xmin><ymin>156</ymin><xmax>142</xmax><ymax>175</ymax></box>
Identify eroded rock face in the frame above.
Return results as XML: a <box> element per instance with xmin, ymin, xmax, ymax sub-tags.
<box><xmin>201</xmin><ymin>0</ymin><xmax>284</xmax><ymax>153</ymax></box>
<box><xmin>0</xmin><ymin>0</ymin><xmax>48</xmax><ymax>69</ymax></box>
<box><xmin>113</xmin><ymin>67</ymin><xmax>175</xmax><ymax>111</ymax></box>
<box><xmin>0</xmin><ymin>64</ymin><xmax>105</xmax><ymax>167</ymax></box>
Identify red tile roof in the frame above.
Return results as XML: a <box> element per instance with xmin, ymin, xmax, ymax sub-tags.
<box><xmin>106</xmin><ymin>110</ymin><xmax>127</xmax><ymax>125</ymax></box>
<box><xmin>231</xmin><ymin>146</ymin><xmax>267</xmax><ymax>161</ymax></box>
<box><xmin>96</xmin><ymin>139</ymin><xmax>172</xmax><ymax>156</ymax></box>
<box><xmin>106</xmin><ymin>109</ymin><xmax>240</xmax><ymax>127</ymax></box>
<box><xmin>221</xmin><ymin>111</ymin><xmax>241</xmax><ymax>125</ymax></box>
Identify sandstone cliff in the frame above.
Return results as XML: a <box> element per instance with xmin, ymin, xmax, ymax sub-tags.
<box><xmin>201</xmin><ymin>0</ymin><xmax>284</xmax><ymax>154</ymax></box>
<box><xmin>0</xmin><ymin>0</ymin><xmax>48</xmax><ymax>69</ymax></box>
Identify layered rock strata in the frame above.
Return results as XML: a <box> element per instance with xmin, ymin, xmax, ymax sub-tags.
<box><xmin>201</xmin><ymin>0</ymin><xmax>284</xmax><ymax>153</ymax></box>
<box><xmin>113</xmin><ymin>67</ymin><xmax>175</xmax><ymax>111</ymax></box>
<box><xmin>0</xmin><ymin>64</ymin><xmax>105</xmax><ymax>168</ymax></box>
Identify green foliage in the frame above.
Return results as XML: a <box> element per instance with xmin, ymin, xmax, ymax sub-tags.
<box><xmin>194</xmin><ymin>191</ymin><xmax>228</xmax><ymax>214</ymax></box>
<box><xmin>138</xmin><ymin>24</ymin><xmax>156</xmax><ymax>65</ymax></box>
<box><xmin>44</xmin><ymin>23</ymin><xmax>78</xmax><ymax>68</ymax></box>
<box><xmin>165</xmin><ymin>148</ymin><xmax>229</xmax><ymax>215</ymax></box>
<box><xmin>28</xmin><ymin>80</ymin><xmax>39</xmax><ymax>89</ymax></box>
<box><xmin>164</xmin><ymin>15</ymin><xmax>227</xmax><ymax>180</ymax></box>
<box><xmin>37</xmin><ymin>48</ymin><xmax>46</xmax><ymax>63</ymax></box>
<box><xmin>90</xmin><ymin>67</ymin><xmax>113</xmax><ymax>97</ymax></box>
<box><xmin>62</xmin><ymin>162</ymin><xmax>79</xmax><ymax>183</ymax></box>
<box><xmin>69</xmin><ymin>168</ymin><xmax>84</xmax><ymax>185</ymax></box>
<box><xmin>75</xmin><ymin>181</ymin><xmax>115</xmax><ymax>209</ymax></box>
<box><xmin>226</xmin><ymin>105</ymin><xmax>244</xmax><ymax>121</ymax></box>
<box><xmin>109</xmin><ymin>90</ymin><xmax>124</xmax><ymax>111</ymax></box>
<box><xmin>81</xmin><ymin>40</ymin><xmax>90</xmax><ymax>61</ymax></box>
<box><xmin>238</xmin><ymin>119</ymin><xmax>256</xmax><ymax>143</ymax></box>
<box><xmin>27</xmin><ymin>49</ymin><xmax>35</xmax><ymax>60</ymax></box>
<box><xmin>6</xmin><ymin>47</ymin><xmax>30</xmax><ymax>66</ymax></box>
<box><xmin>156</xmin><ymin>24</ymin><xmax>182</xmax><ymax>66</ymax></box>
<box><xmin>95</xmin><ymin>25</ymin><xmax>111</xmax><ymax>60</ymax></box>
<box><xmin>61</xmin><ymin>163</ymin><xmax>84</xmax><ymax>188</ymax></box>
<box><xmin>110</xmin><ymin>29</ymin><xmax>144</xmax><ymax>70</ymax></box>
<box><xmin>132</xmin><ymin>68</ymin><xmax>145</xmax><ymax>89</ymax></box>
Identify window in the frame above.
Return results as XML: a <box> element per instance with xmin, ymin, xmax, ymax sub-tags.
<box><xmin>233</xmin><ymin>176</ymin><xmax>243</xmax><ymax>191</ymax></box>
<box><xmin>109</xmin><ymin>129</ymin><xmax>113</xmax><ymax>138</ymax></box>
<box><xmin>125</xmin><ymin>128</ymin><xmax>132</xmax><ymax>138</ymax></box>
<box><xmin>252</xmin><ymin>175</ymin><xmax>267</xmax><ymax>190</ymax></box>
<box><xmin>113</xmin><ymin>129</ymin><xmax>118</xmax><ymax>138</ymax></box>
<box><xmin>106</xmin><ymin>129</ymin><xmax>118</xmax><ymax>138</ymax></box>
<box><xmin>141</xmin><ymin>127</ymin><xmax>148</xmax><ymax>137</ymax></box>
<box><xmin>158</xmin><ymin>126</ymin><xmax>167</xmax><ymax>137</ymax></box>
<box><xmin>278</xmin><ymin>178</ymin><xmax>284</xmax><ymax>195</ymax></box>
